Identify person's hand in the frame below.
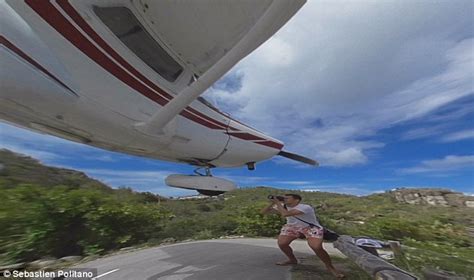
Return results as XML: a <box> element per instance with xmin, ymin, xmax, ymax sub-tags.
<box><xmin>271</xmin><ymin>198</ymin><xmax>282</xmax><ymax>205</ymax></box>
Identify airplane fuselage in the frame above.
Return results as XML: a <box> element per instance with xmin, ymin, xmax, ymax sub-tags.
<box><xmin>1</xmin><ymin>0</ymin><xmax>288</xmax><ymax>169</ymax></box>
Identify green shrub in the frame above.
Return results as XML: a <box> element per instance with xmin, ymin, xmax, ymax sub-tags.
<box><xmin>0</xmin><ymin>183</ymin><xmax>170</xmax><ymax>262</ymax></box>
<box><xmin>234</xmin><ymin>204</ymin><xmax>284</xmax><ymax>237</ymax></box>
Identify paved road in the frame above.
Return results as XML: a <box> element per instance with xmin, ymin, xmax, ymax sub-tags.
<box><xmin>62</xmin><ymin>239</ymin><xmax>343</xmax><ymax>280</ymax></box>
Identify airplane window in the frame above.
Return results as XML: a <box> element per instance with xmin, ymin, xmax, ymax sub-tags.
<box><xmin>94</xmin><ymin>6</ymin><xmax>183</xmax><ymax>82</ymax></box>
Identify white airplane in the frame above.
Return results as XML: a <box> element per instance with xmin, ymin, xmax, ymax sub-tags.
<box><xmin>0</xmin><ymin>0</ymin><xmax>316</xmax><ymax>195</ymax></box>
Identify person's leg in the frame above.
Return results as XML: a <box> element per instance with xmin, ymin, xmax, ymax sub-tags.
<box><xmin>307</xmin><ymin>237</ymin><xmax>344</xmax><ymax>278</ymax></box>
<box><xmin>276</xmin><ymin>234</ymin><xmax>298</xmax><ymax>265</ymax></box>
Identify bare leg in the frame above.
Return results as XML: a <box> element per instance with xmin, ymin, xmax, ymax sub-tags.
<box><xmin>307</xmin><ymin>237</ymin><xmax>344</xmax><ymax>278</ymax></box>
<box><xmin>276</xmin><ymin>235</ymin><xmax>298</xmax><ymax>265</ymax></box>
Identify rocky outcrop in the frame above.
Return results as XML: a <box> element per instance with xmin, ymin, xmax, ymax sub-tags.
<box><xmin>390</xmin><ymin>188</ymin><xmax>474</xmax><ymax>207</ymax></box>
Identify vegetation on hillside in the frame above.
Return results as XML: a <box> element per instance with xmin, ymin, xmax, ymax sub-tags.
<box><xmin>0</xmin><ymin>149</ymin><xmax>472</xmax><ymax>278</ymax></box>
<box><xmin>0</xmin><ymin>150</ymin><xmax>171</xmax><ymax>262</ymax></box>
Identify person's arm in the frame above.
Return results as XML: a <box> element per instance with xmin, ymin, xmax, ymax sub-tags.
<box><xmin>260</xmin><ymin>202</ymin><xmax>278</xmax><ymax>215</ymax></box>
<box><xmin>272</xmin><ymin>199</ymin><xmax>304</xmax><ymax>217</ymax></box>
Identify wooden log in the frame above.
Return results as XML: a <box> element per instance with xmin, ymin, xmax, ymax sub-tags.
<box><xmin>422</xmin><ymin>268</ymin><xmax>466</xmax><ymax>280</ymax></box>
<box><xmin>334</xmin><ymin>235</ymin><xmax>417</xmax><ymax>280</ymax></box>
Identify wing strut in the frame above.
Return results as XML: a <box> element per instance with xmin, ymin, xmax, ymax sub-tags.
<box><xmin>135</xmin><ymin>0</ymin><xmax>306</xmax><ymax>135</ymax></box>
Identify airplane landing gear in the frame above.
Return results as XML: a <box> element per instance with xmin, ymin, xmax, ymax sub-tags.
<box><xmin>194</xmin><ymin>167</ymin><xmax>212</xmax><ymax>176</ymax></box>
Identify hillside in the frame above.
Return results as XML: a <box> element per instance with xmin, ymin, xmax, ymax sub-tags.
<box><xmin>0</xmin><ymin>149</ymin><xmax>110</xmax><ymax>190</ymax></box>
<box><xmin>0</xmin><ymin>149</ymin><xmax>473</xmax><ymax>278</ymax></box>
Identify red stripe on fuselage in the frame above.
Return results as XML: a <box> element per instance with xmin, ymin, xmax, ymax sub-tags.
<box><xmin>26</xmin><ymin>0</ymin><xmax>283</xmax><ymax>150</ymax></box>
<box><xmin>0</xmin><ymin>35</ymin><xmax>74</xmax><ymax>93</ymax></box>
<box><xmin>227</xmin><ymin>132</ymin><xmax>265</xmax><ymax>141</ymax></box>
<box><xmin>254</xmin><ymin>140</ymin><xmax>284</xmax><ymax>150</ymax></box>
<box><xmin>26</xmin><ymin>0</ymin><xmax>170</xmax><ymax>106</ymax></box>
<box><xmin>57</xmin><ymin>0</ymin><xmax>171</xmax><ymax>98</ymax></box>
<box><xmin>57</xmin><ymin>0</ymin><xmax>228</xmax><ymax>130</ymax></box>
<box><xmin>27</xmin><ymin>0</ymin><xmax>225</xmax><ymax>131</ymax></box>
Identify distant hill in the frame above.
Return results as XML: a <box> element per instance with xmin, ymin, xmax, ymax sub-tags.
<box><xmin>0</xmin><ymin>149</ymin><xmax>110</xmax><ymax>190</ymax></box>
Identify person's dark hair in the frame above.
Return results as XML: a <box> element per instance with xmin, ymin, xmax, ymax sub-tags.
<box><xmin>285</xmin><ymin>194</ymin><xmax>302</xmax><ymax>201</ymax></box>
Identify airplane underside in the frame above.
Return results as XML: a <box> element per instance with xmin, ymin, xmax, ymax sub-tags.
<box><xmin>1</xmin><ymin>0</ymin><xmax>313</xmax><ymax>195</ymax></box>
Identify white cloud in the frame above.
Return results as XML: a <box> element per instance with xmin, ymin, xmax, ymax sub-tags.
<box><xmin>83</xmin><ymin>154</ymin><xmax>118</xmax><ymax>162</ymax></box>
<box><xmin>0</xmin><ymin>121</ymin><xmax>142</xmax><ymax>164</ymax></box>
<box><xmin>0</xmin><ymin>146</ymin><xmax>61</xmax><ymax>163</ymax></box>
<box><xmin>399</xmin><ymin>155</ymin><xmax>474</xmax><ymax>174</ymax></box>
<box><xmin>275</xmin><ymin>180</ymin><xmax>315</xmax><ymax>186</ymax></box>
<box><xmin>426</xmin><ymin>102</ymin><xmax>474</xmax><ymax>123</ymax></box>
<box><xmin>81</xmin><ymin>168</ymin><xmax>170</xmax><ymax>187</ymax></box>
<box><xmin>401</xmin><ymin>124</ymin><xmax>449</xmax><ymax>141</ymax></box>
<box><xmin>440</xmin><ymin>129</ymin><xmax>474</xmax><ymax>142</ymax></box>
<box><xmin>0</xmin><ymin>122</ymin><xmax>94</xmax><ymax>163</ymax></box>
<box><xmin>81</xmin><ymin>168</ymin><xmax>171</xmax><ymax>180</ymax></box>
<box><xmin>206</xmin><ymin>1</ymin><xmax>474</xmax><ymax>167</ymax></box>
<box><xmin>258</xmin><ymin>37</ymin><xmax>295</xmax><ymax>67</ymax></box>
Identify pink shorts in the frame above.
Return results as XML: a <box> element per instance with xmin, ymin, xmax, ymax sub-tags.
<box><xmin>280</xmin><ymin>224</ymin><xmax>323</xmax><ymax>239</ymax></box>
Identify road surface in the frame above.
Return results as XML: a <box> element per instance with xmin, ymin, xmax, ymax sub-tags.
<box><xmin>64</xmin><ymin>238</ymin><xmax>344</xmax><ymax>280</ymax></box>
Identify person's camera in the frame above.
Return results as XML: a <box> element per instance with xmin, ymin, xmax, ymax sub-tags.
<box><xmin>268</xmin><ymin>195</ymin><xmax>285</xmax><ymax>201</ymax></box>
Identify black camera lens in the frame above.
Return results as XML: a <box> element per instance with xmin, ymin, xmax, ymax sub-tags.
<box><xmin>268</xmin><ymin>195</ymin><xmax>285</xmax><ymax>201</ymax></box>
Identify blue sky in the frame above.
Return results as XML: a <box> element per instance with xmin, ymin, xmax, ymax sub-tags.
<box><xmin>1</xmin><ymin>0</ymin><xmax>473</xmax><ymax>197</ymax></box>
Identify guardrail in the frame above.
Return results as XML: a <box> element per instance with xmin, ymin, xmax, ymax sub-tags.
<box><xmin>333</xmin><ymin>235</ymin><xmax>418</xmax><ymax>280</ymax></box>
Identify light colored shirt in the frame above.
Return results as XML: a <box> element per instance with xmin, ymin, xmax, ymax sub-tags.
<box><xmin>286</xmin><ymin>203</ymin><xmax>321</xmax><ymax>227</ymax></box>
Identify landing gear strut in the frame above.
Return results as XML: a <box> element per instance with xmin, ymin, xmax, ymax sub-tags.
<box><xmin>194</xmin><ymin>167</ymin><xmax>212</xmax><ymax>176</ymax></box>
<box><xmin>192</xmin><ymin>167</ymin><xmax>225</xmax><ymax>195</ymax></box>
<box><xmin>246</xmin><ymin>162</ymin><xmax>256</xmax><ymax>171</ymax></box>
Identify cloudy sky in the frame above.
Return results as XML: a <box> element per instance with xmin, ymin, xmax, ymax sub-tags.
<box><xmin>1</xmin><ymin>0</ymin><xmax>473</xmax><ymax>197</ymax></box>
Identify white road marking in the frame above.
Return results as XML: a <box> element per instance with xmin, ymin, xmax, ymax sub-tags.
<box><xmin>156</xmin><ymin>273</ymin><xmax>193</xmax><ymax>280</ymax></box>
<box><xmin>92</xmin><ymin>268</ymin><xmax>120</xmax><ymax>279</ymax></box>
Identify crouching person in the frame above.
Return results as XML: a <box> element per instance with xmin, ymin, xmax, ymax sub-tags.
<box><xmin>261</xmin><ymin>194</ymin><xmax>344</xmax><ymax>278</ymax></box>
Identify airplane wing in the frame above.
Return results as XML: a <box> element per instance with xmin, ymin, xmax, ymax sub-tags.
<box><xmin>132</xmin><ymin>0</ymin><xmax>307</xmax><ymax>135</ymax></box>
